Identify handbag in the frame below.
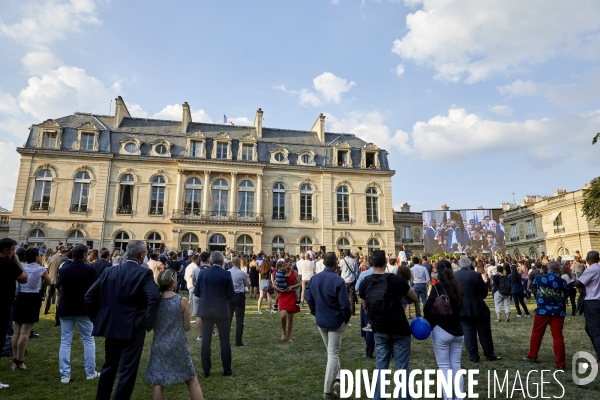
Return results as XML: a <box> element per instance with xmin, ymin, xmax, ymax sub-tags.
<box><xmin>430</xmin><ymin>284</ymin><xmax>452</xmax><ymax>316</ymax></box>
<box><xmin>266</xmin><ymin>281</ymin><xmax>275</xmax><ymax>294</ymax></box>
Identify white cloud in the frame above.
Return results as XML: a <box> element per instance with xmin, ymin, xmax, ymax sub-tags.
<box><xmin>21</xmin><ymin>51</ymin><xmax>64</xmax><ymax>75</ymax></box>
<box><xmin>151</xmin><ymin>104</ymin><xmax>212</xmax><ymax>123</ymax></box>
<box><xmin>488</xmin><ymin>105</ymin><xmax>513</xmax><ymax>116</ymax></box>
<box><xmin>279</xmin><ymin>72</ymin><xmax>356</xmax><ymax>106</ymax></box>
<box><xmin>498</xmin><ymin>70</ymin><xmax>600</xmax><ymax>107</ymax></box>
<box><xmin>0</xmin><ymin>0</ymin><xmax>101</xmax><ymax>49</ymax></box>
<box><xmin>326</xmin><ymin>111</ymin><xmax>392</xmax><ymax>148</ymax></box>
<box><xmin>393</xmin><ymin>108</ymin><xmax>600</xmax><ymax>165</ymax></box>
<box><xmin>228</xmin><ymin>117</ymin><xmax>252</xmax><ymax>126</ymax></box>
<box><xmin>127</xmin><ymin>104</ymin><xmax>148</xmax><ymax>118</ymax></box>
<box><xmin>18</xmin><ymin>66</ymin><xmax>121</xmax><ymax>120</ymax></box>
<box><xmin>392</xmin><ymin>0</ymin><xmax>600</xmax><ymax>82</ymax></box>
<box><xmin>395</xmin><ymin>64</ymin><xmax>405</xmax><ymax>76</ymax></box>
<box><xmin>0</xmin><ymin>141</ymin><xmax>20</xmax><ymax>209</ymax></box>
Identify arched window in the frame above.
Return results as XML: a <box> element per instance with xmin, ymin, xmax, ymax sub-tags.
<box><xmin>513</xmin><ymin>250</ymin><xmax>521</xmax><ymax>260</ymax></box>
<box><xmin>273</xmin><ymin>183</ymin><xmax>285</xmax><ymax>220</ymax></box>
<box><xmin>337</xmin><ymin>186</ymin><xmax>350</xmax><ymax>222</ymax></box>
<box><xmin>301</xmin><ymin>154</ymin><xmax>312</xmax><ymax>164</ymax></box>
<box><xmin>147</xmin><ymin>232</ymin><xmax>162</xmax><ymax>251</ymax></box>
<box><xmin>237</xmin><ymin>180</ymin><xmax>255</xmax><ymax>216</ymax></box>
<box><xmin>273</xmin><ymin>236</ymin><xmax>285</xmax><ymax>256</ymax></box>
<box><xmin>71</xmin><ymin>172</ymin><xmax>91</xmax><ymax>212</ymax></box>
<box><xmin>530</xmin><ymin>250</ymin><xmax>538</xmax><ymax>259</ymax></box>
<box><xmin>27</xmin><ymin>229</ymin><xmax>45</xmax><ymax>247</ymax></box>
<box><xmin>118</xmin><ymin>174</ymin><xmax>134</xmax><ymax>214</ymax></box>
<box><xmin>114</xmin><ymin>231</ymin><xmax>130</xmax><ymax>251</ymax></box>
<box><xmin>180</xmin><ymin>233</ymin><xmax>199</xmax><ymax>250</ymax></box>
<box><xmin>32</xmin><ymin>169</ymin><xmax>53</xmax><ymax>210</ymax></box>
<box><xmin>366</xmin><ymin>187</ymin><xmax>379</xmax><ymax>223</ymax></box>
<box><xmin>66</xmin><ymin>230</ymin><xmax>85</xmax><ymax>247</ymax></box>
<box><xmin>558</xmin><ymin>247</ymin><xmax>569</xmax><ymax>256</ymax></box>
<box><xmin>337</xmin><ymin>237</ymin><xmax>351</xmax><ymax>251</ymax></box>
<box><xmin>184</xmin><ymin>178</ymin><xmax>202</xmax><ymax>215</ymax></box>
<box><xmin>209</xmin><ymin>233</ymin><xmax>227</xmax><ymax>251</ymax></box>
<box><xmin>236</xmin><ymin>234</ymin><xmax>253</xmax><ymax>254</ymax></box>
<box><xmin>300</xmin><ymin>184</ymin><xmax>313</xmax><ymax>221</ymax></box>
<box><xmin>300</xmin><ymin>237</ymin><xmax>312</xmax><ymax>253</ymax></box>
<box><xmin>150</xmin><ymin>176</ymin><xmax>166</xmax><ymax>215</ymax></box>
<box><xmin>211</xmin><ymin>179</ymin><xmax>229</xmax><ymax>216</ymax></box>
<box><xmin>367</xmin><ymin>238</ymin><xmax>380</xmax><ymax>255</ymax></box>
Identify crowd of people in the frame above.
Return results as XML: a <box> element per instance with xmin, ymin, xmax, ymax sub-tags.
<box><xmin>1</xmin><ymin>236</ymin><xmax>599</xmax><ymax>400</ymax></box>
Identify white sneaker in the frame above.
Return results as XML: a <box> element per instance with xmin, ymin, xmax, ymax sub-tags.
<box><xmin>60</xmin><ymin>377</ymin><xmax>72</xmax><ymax>384</ymax></box>
<box><xmin>196</xmin><ymin>336</ymin><xmax>202</xmax><ymax>341</ymax></box>
<box><xmin>0</xmin><ymin>382</ymin><xmax>9</xmax><ymax>389</ymax></box>
<box><xmin>270</xmin><ymin>309</ymin><xmax>277</xmax><ymax>314</ymax></box>
<box><xmin>190</xmin><ymin>320</ymin><xmax>196</xmax><ymax>324</ymax></box>
<box><xmin>258</xmin><ymin>310</ymin><xmax>263</xmax><ymax>315</ymax></box>
<box><xmin>86</xmin><ymin>371</ymin><xmax>100</xmax><ymax>380</ymax></box>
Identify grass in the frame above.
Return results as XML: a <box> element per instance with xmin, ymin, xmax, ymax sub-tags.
<box><xmin>0</xmin><ymin>294</ymin><xmax>599</xmax><ymax>399</ymax></box>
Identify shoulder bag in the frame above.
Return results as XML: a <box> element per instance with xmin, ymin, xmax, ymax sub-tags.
<box><xmin>430</xmin><ymin>284</ymin><xmax>452</xmax><ymax>316</ymax></box>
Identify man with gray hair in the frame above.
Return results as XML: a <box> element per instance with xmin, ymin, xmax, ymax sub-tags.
<box><xmin>85</xmin><ymin>240</ymin><xmax>160</xmax><ymax>399</ymax></box>
<box><xmin>522</xmin><ymin>261</ymin><xmax>568</xmax><ymax>369</ymax></box>
<box><xmin>195</xmin><ymin>250</ymin><xmax>235</xmax><ymax>377</ymax></box>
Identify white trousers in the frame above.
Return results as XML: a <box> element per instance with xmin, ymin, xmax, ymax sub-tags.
<box><xmin>318</xmin><ymin>323</ymin><xmax>346</xmax><ymax>394</ymax></box>
<box><xmin>493</xmin><ymin>291</ymin><xmax>511</xmax><ymax>314</ymax></box>
<box><xmin>431</xmin><ymin>325</ymin><xmax>464</xmax><ymax>400</ymax></box>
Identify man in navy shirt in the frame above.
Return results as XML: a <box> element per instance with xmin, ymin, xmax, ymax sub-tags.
<box><xmin>306</xmin><ymin>252</ymin><xmax>351</xmax><ymax>399</ymax></box>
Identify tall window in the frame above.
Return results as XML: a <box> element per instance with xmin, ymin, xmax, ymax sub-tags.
<box><xmin>236</xmin><ymin>235</ymin><xmax>254</xmax><ymax>253</ymax></box>
<box><xmin>216</xmin><ymin>142</ymin><xmax>228</xmax><ymax>159</ymax></box>
<box><xmin>42</xmin><ymin>132</ymin><xmax>57</xmax><ymax>148</ymax></box>
<box><xmin>66</xmin><ymin>230</ymin><xmax>84</xmax><ymax>247</ymax></box>
<box><xmin>241</xmin><ymin>144</ymin><xmax>254</xmax><ymax>161</ymax></box>
<box><xmin>150</xmin><ymin>176</ymin><xmax>166</xmax><ymax>215</ymax></box>
<box><xmin>273</xmin><ymin>183</ymin><xmax>285</xmax><ymax>220</ymax></box>
<box><xmin>337</xmin><ymin>238</ymin><xmax>351</xmax><ymax>251</ymax></box>
<box><xmin>209</xmin><ymin>234</ymin><xmax>227</xmax><ymax>250</ymax></box>
<box><xmin>118</xmin><ymin>174</ymin><xmax>134</xmax><ymax>214</ymax></box>
<box><xmin>337</xmin><ymin>186</ymin><xmax>349</xmax><ymax>222</ymax></box>
<box><xmin>238</xmin><ymin>180</ymin><xmax>255</xmax><ymax>216</ymax></box>
<box><xmin>273</xmin><ymin>236</ymin><xmax>285</xmax><ymax>255</ymax></box>
<box><xmin>367</xmin><ymin>238</ymin><xmax>380</xmax><ymax>255</ymax></box>
<box><xmin>300</xmin><ymin>184</ymin><xmax>313</xmax><ymax>221</ymax></box>
<box><xmin>526</xmin><ymin>220</ymin><xmax>535</xmax><ymax>236</ymax></box>
<box><xmin>183</xmin><ymin>178</ymin><xmax>202</xmax><ymax>215</ymax></box>
<box><xmin>403</xmin><ymin>226</ymin><xmax>411</xmax><ymax>239</ymax></box>
<box><xmin>81</xmin><ymin>133</ymin><xmax>94</xmax><ymax>151</ymax></box>
<box><xmin>71</xmin><ymin>172</ymin><xmax>91</xmax><ymax>212</ymax></box>
<box><xmin>511</xmin><ymin>224</ymin><xmax>518</xmax><ymax>239</ymax></box>
<box><xmin>211</xmin><ymin>179</ymin><xmax>229</xmax><ymax>216</ymax></box>
<box><xmin>300</xmin><ymin>237</ymin><xmax>312</xmax><ymax>253</ymax></box>
<box><xmin>28</xmin><ymin>229</ymin><xmax>45</xmax><ymax>247</ymax></box>
<box><xmin>32</xmin><ymin>169</ymin><xmax>53</xmax><ymax>210</ymax></box>
<box><xmin>180</xmin><ymin>233</ymin><xmax>199</xmax><ymax>250</ymax></box>
<box><xmin>114</xmin><ymin>231</ymin><xmax>129</xmax><ymax>251</ymax></box>
<box><xmin>554</xmin><ymin>213</ymin><xmax>564</xmax><ymax>232</ymax></box>
<box><xmin>337</xmin><ymin>150</ymin><xmax>349</xmax><ymax>167</ymax></box>
<box><xmin>190</xmin><ymin>141</ymin><xmax>203</xmax><ymax>157</ymax></box>
<box><xmin>366</xmin><ymin>187</ymin><xmax>378</xmax><ymax>223</ymax></box>
<box><xmin>147</xmin><ymin>232</ymin><xmax>162</xmax><ymax>251</ymax></box>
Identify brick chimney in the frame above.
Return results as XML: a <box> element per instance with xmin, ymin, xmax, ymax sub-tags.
<box><xmin>401</xmin><ymin>203</ymin><xmax>410</xmax><ymax>212</ymax></box>
<box><xmin>440</xmin><ymin>204</ymin><xmax>450</xmax><ymax>210</ymax></box>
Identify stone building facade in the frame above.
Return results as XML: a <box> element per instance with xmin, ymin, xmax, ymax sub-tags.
<box><xmin>8</xmin><ymin>97</ymin><xmax>395</xmax><ymax>255</ymax></box>
<box><xmin>503</xmin><ymin>186</ymin><xmax>599</xmax><ymax>259</ymax></box>
<box><xmin>393</xmin><ymin>204</ymin><xmax>424</xmax><ymax>256</ymax></box>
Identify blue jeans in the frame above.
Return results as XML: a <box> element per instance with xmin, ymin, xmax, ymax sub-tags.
<box><xmin>413</xmin><ymin>283</ymin><xmax>427</xmax><ymax>309</ymax></box>
<box><xmin>373</xmin><ymin>332</ymin><xmax>411</xmax><ymax>400</ymax></box>
<box><xmin>59</xmin><ymin>316</ymin><xmax>96</xmax><ymax>379</ymax></box>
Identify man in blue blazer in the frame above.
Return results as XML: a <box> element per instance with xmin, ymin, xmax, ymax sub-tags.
<box><xmin>85</xmin><ymin>240</ymin><xmax>160</xmax><ymax>400</ymax></box>
<box><xmin>195</xmin><ymin>251</ymin><xmax>235</xmax><ymax>377</ymax></box>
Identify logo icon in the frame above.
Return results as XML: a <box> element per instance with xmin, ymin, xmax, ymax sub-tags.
<box><xmin>572</xmin><ymin>351</ymin><xmax>598</xmax><ymax>385</ymax></box>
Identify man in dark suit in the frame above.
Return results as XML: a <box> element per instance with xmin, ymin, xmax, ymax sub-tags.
<box><xmin>91</xmin><ymin>249</ymin><xmax>111</xmax><ymax>276</ymax></box>
<box><xmin>85</xmin><ymin>240</ymin><xmax>160</xmax><ymax>400</ymax></box>
<box><xmin>424</xmin><ymin>220</ymin><xmax>439</xmax><ymax>254</ymax></box>
<box><xmin>195</xmin><ymin>250</ymin><xmax>235</xmax><ymax>377</ymax></box>
<box><xmin>454</xmin><ymin>256</ymin><xmax>501</xmax><ymax>362</ymax></box>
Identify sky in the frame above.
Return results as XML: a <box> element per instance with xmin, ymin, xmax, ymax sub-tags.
<box><xmin>1</xmin><ymin>0</ymin><xmax>599</xmax><ymax>212</ymax></box>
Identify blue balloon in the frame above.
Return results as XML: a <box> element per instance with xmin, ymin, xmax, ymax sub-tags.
<box><xmin>410</xmin><ymin>317</ymin><xmax>432</xmax><ymax>340</ymax></box>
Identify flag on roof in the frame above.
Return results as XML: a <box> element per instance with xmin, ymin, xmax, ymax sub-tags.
<box><xmin>223</xmin><ymin>115</ymin><xmax>227</xmax><ymax>123</ymax></box>
<box><xmin>230</xmin><ymin>121</ymin><xmax>235</xmax><ymax>125</ymax></box>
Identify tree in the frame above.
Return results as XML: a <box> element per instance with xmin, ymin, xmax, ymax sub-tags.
<box><xmin>582</xmin><ymin>134</ymin><xmax>600</xmax><ymax>225</ymax></box>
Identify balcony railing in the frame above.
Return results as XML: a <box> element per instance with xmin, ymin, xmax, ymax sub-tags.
<box><xmin>402</xmin><ymin>238</ymin><xmax>414</xmax><ymax>243</ymax></box>
<box><xmin>510</xmin><ymin>236</ymin><xmax>520</xmax><ymax>242</ymax></box>
<box><xmin>300</xmin><ymin>215</ymin><xmax>313</xmax><ymax>221</ymax></box>
<box><xmin>367</xmin><ymin>217</ymin><xmax>379</xmax><ymax>223</ymax></box>
<box><xmin>30</xmin><ymin>203</ymin><xmax>49</xmax><ymax>211</ymax></box>
<box><xmin>149</xmin><ymin>208</ymin><xmax>164</xmax><ymax>215</ymax></box>
<box><xmin>70</xmin><ymin>204</ymin><xmax>88</xmax><ymax>213</ymax></box>
<box><xmin>0</xmin><ymin>216</ymin><xmax>9</xmax><ymax>226</ymax></box>
<box><xmin>117</xmin><ymin>206</ymin><xmax>132</xmax><ymax>214</ymax></box>
<box><xmin>272</xmin><ymin>214</ymin><xmax>286</xmax><ymax>221</ymax></box>
<box><xmin>526</xmin><ymin>233</ymin><xmax>536</xmax><ymax>239</ymax></box>
<box><xmin>172</xmin><ymin>209</ymin><xmax>264</xmax><ymax>223</ymax></box>
<box><xmin>554</xmin><ymin>227</ymin><xmax>565</xmax><ymax>233</ymax></box>
<box><xmin>337</xmin><ymin>216</ymin><xmax>350</xmax><ymax>222</ymax></box>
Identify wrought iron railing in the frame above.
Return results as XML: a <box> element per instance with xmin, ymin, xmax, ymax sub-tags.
<box><xmin>30</xmin><ymin>203</ymin><xmax>49</xmax><ymax>211</ymax></box>
<box><xmin>70</xmin><ymin>204</ymin><xmax>88</xmax><ymax>213</ymax></box>
<box><xmin>525</xmin><ymin>233</ymin><xmax>536</xmax><ymax>239</ymax></box>
<box><xmin>402</xmin><ymin>238</ymin><xmax>414</xmax><ymax>243</ymax></box>
<box><xmin>300</xmin><ymin>215</ymin><xmax>313</xmax><ymax>221</ymax></box>
<box><xmin>510</xmin><ymin>236</ymin><xmax>520</xmax><ymax>242</ymax></box>
<box><xmin>272</xmin><ymin>214</ymin><xmax>286</xmax><ymax>221</ymax></box>
<box><xmin>117</xmin><ymin>206</ymin><xmax>132</xmax><ymax>214</ymax></box>
<box><xmin>367</xmin><ymin>216</ymin><xmax>379</xmax><ymax>223</ymax></box>
<box><xmin>172</xmin><ymin>210</ymin><xmax>264</xmax><ymax>222</ymax></box>
<box><xmin>149</xmin><ymin>208</ymin><xmax>164</xmax><ymax>215</ymax></box>
<box><xmin>554</xmin><ymin>227</ymin><xmax>565</xmax><ymax>233</ymax></box>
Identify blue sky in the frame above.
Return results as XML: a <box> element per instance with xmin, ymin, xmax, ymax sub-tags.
<box><xmin>1</xmin><ymin>0</ymin><xmax>600</xmax><ymax>211</ymax></box>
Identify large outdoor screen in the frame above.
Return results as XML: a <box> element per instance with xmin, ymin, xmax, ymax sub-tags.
<box><xmin>421</xmin><ymin>209</ymin><xmax>506</xmax><ymax>254</ymax></box>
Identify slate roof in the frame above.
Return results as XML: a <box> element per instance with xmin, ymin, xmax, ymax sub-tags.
<box><xmin>22</xmin><ymin>112</ymin><xmax>391</xmax><ymax>171</ymax></box>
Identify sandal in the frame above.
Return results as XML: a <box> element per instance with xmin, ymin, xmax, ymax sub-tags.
<box><xmin>280</xmin><ymin>334</ymin><xmax>287</xmax><ymax>342</ymax></box>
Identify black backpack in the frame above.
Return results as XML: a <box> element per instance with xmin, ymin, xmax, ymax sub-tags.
<box><xmin>363</xmin><ymin>274</ymin><xmax>402</xmax><ymax>330</ymax></box>
<box><xmin>498</xmin><ymin>275</ymin><xmax>511</xmax><ymax>296</ymax></box>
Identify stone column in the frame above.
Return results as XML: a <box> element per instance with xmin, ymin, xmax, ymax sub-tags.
<box><xmin>256</xmin><ymin>173</ymin><xmax>263</xmax><ymax>217</ymax></box>
<box><xmin>202</xmin><ymin>170</ymin><xmax>210</xmax><ymax>214</ymax></box>
<box><xmin>229</xmin><ymin>172</ymin><xmax>237</xmax><ymax>217</ymax></box>
<box><xmin>175</xmin><ymin>169</ymin><xmax>183</xmax><ymax>211</ymax></box>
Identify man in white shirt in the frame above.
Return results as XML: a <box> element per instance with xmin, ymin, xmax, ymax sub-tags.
<box><xmin>410</xmin><ymin>256</ymin><xmax>430</xmax><ymax>309</ymax></box>
<box><xmin>184</xmin><ymin>255</ymin><xmax>200</xmax><ymax>319</ymax></box>
<box><xmin>228</xmin><ymin>257</ymin><xmax>248</xmax><ymax>346</ymax></box>
<box><xmin>338</xmin><ymin>250</ymin><xmax>359</xmax><ymax>315</ymax></box>
<box><xmin>398</xmin><ymin>246</ymin><xmax>408</xmax><ymax>264</ymax></box>
<box><xmin>315</xmin><ymin>256</ymin><xmax>325</xmax><ymax>274</ymax></box>
<box><xmin>307</xmin><ymin>246</ymin><xmax>315</xmax><ymax>261</ymax></box>
<box><xmin>297</xmin><ymin>253</ymin><xmax>316</xmax><ymax>305</ymax></box>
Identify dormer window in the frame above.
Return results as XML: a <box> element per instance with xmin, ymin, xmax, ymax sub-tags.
<box><xmin>301</xmin><ymin>154</ymin><xmax>312</xmax><ymax>164</ymax></box>
<box><xmin>216</xmin><ymin>142</ymin><xmax>228</xmax><ymax>159</ymax></box>
<box><xmin>36</xmin><ymin>119</ymin><xmax>63</xmax><ymax>149</ymax></box>
<box><xmin>190</xmin><ymin>141</ymin><xmax>203</xmax><ymax>157</ymax></box>
<box><xmin>274</xmin><ymin>152</ymin><xmax>285</xmax><ymax>162</ymax></box>
<box><xmin>365</xmin><ymin>152</ymin><xmax>376</xmax><ymax>168</ymax></box>
<box><xmin>76</xmin><ymin>122</ymin><xmax>99</xmax><ymax>152</ymax></box>
<box><xmin>186</xmin><ymin>131</ymin><xmax>207</xmax><ymax>158</ymax></box>
<box><xmin>150</xmin><ymin>139</ymin><xmax>172</xmax><ymax>157</ymax></box>
<box><xmin>269</xmin><ymin>148</ymin><xmax>290</xmax><ymax>164</ymax></box>
<box><xmin>297</xmin><ymin>150</ymin><xmax>316</xmax><ymax>166</ymax></box>
<box><xmin>119</xmin><ymin>137</ymin><xmax>143</xmax><ymax>156</ymax></box>
<box><xmin>241</xmin><ymin>144</ymin><xmax>254</xmax><ymax>161</ymax></box>
<box><xmin>338</xmin><ymin>150</ymin><xmax>349</xmax><ymax>167</ymax></box>
<box><xmin>361</xmin><ymin>143</ymin><xmax>380</xmax><ymax>169</ymax></box>
<box><xmin>125</xmin><ymin>143</ymin><xmax>137</xmax><ymax>153</ymax></box>
<box><xmin>81</xmin><ymin>133</ymin><xmax>94</xmax><ymax>151</ymax></box>
<box><xmin>210</xmin><ymin>132</ymin><xmax>233</xmax><ymax>160</ymax></box>
<box><xmin>43</xmin><ymin>132</ymin><xmax>58</xmax><ymax>148</ymax></box>
<box><xmin>238</xmin><ymin>133</ymin><xmax>257</xmax><ymax>162</ymax></box>
<box><xmin>155</xmin><ymin>145</ymin><xmax>167</xmax><ymax>155</ymax></box>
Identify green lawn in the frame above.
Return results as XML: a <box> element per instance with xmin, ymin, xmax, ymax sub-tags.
<box><xmin>0</xmin><ymin>295</ymin><xmax>598</xmax><ymax>399</ymax></box>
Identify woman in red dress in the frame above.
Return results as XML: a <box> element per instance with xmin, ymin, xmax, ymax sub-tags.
<box><xmin>273</xmin><ymin>260</ymin><xmax>300</xmax><ymax>342</ymax></box>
